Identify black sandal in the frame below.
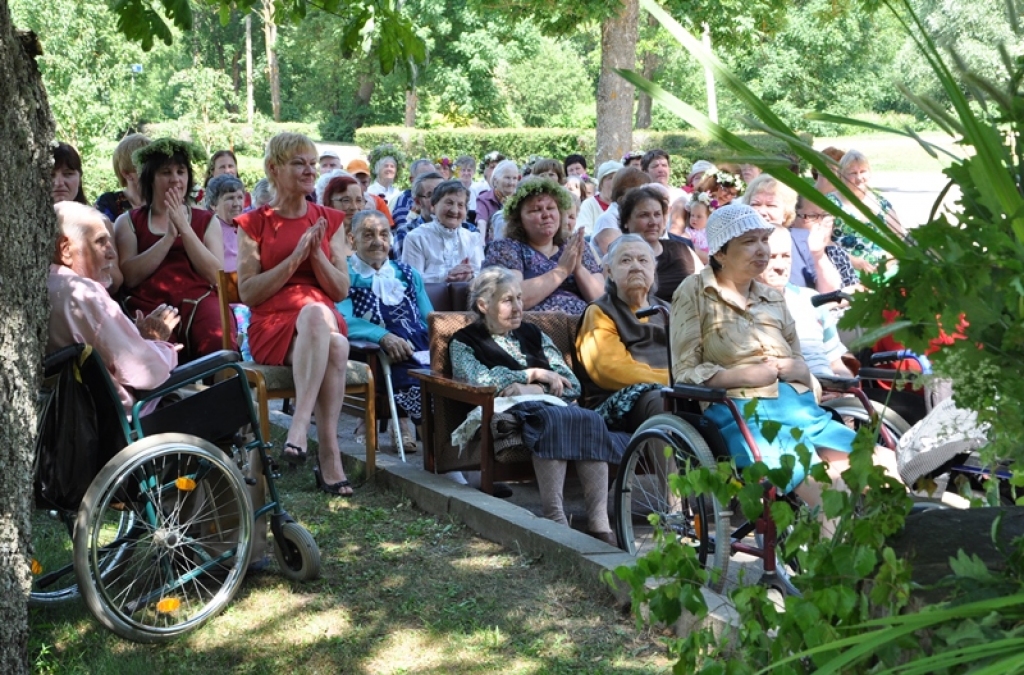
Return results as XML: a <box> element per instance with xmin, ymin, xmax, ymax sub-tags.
<box><xmin>281</xmin><ymin>442</ymin><xmax>308</xmax><ymax>465</ymax></box>
<box><xmin>313</xmin><ymin>465</ymin><xmax>353</xmax><ymax>497</ymax></box>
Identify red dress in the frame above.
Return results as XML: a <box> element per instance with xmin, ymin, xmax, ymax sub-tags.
<box><xmin>125</xmin><ymin>207</ymin><xmax>228</xmax><ymax>360</ymax></box>
<box><xmin>235</xmin><ymin>203</ymin><xmax>348</xmax><ymax>366</ymax></box>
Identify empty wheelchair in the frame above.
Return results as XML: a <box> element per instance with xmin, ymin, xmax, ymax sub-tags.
<box><xmin>31</xmin><ymin>343</ymin><xmax>320</xmax><ymax>642</ymax></box>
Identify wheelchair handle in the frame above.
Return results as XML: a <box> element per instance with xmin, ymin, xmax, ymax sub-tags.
<box><xmin>810</xmin><ymin>290</ymin><xmax>853</xmax><ymax>307</ymax></box>
<box><xmin>869</xmin><ymin>349</ymin><xmax>932</xmax><ymax>375</ymax></box>
<box><xmin>635</xmin><ymin>305</ymin><xmax>673</xmax><ymax>384</ymax></box>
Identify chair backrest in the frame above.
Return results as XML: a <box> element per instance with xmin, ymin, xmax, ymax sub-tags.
<box><xmin>217</xmin><ymin>270</ymin><xmax>240</xmax><ymax>352</ymax></box>
<box><xmin>428</xmin><ymin>311</ymin><xmax>578</xmax><ymax>377</ymax></box>
<box><xmin>448</xmin><ymin>282</ymin><xmax>471</xmax><ymax>312</ymax></box>
<box><xmin>423</xmin><ymin>282</ymin><xmax>472</xmax><ymax>313</ymax></box>
<box><xmin>424</xmin><ymin>283</ymin><xmax>451</xmax><ymax>312</ymax></box>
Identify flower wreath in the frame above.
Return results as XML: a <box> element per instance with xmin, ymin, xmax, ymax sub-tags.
<box><xmin>705</xmin><ymin>168</ymin><xmax>745</xmax><ymax>193</ymax></box>
<box><xmin>502</xmin><ymin>176</ymin><xmax>572</xmax><ymax>221</ymax></box>
<box><xmin>687</xmin><ymin>191</ymin><xmax>718</xmax><ymax>211</ymax></box>
<box><xmin>132</xmin><ymin>137</ymin><xmax>207</xmax><ymax>171</ymax></box>
<box><xmin>367</xmin><ymin>143</ymin><xmax>408</xmax><ymax>178</ymax></box>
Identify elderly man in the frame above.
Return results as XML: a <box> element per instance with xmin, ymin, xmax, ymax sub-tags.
<box><xmin>393</xmin><ymin>171</ymin><xmax>443</xmax><ymax>258</ymax></box>
<box><xmin>760</xmin><ymin>226</ymin><xmax>853</xmax><ymax>378</ymax></box>
<box><xmin>319</xmin><ymin>149</ymin><xmax>342</xmax><ymax>175</ymax></box>
<box><xmin>389</xmin><ymin>158</ymin><xmax>436</xmax><ymax>226</ymax></box>
<box><xmin>338</xmin><ymin>210</ymin><xmax>433</xmax><ymax>450</ymax></box>
<box><xmin>48</xmin><ymin>201</ymin><xmax>180</xmax><ymax>413</ymax></box>
<box><xmin>641</xmin><ymin>148</ymin><xmax>685</xmax><ymax>204</ymax></box>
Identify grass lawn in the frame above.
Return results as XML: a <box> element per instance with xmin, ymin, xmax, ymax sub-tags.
<box><xmin>814</xmin><ymin>131</ymin><xmax>962</xmax><ymax>173</ymax></box>
<box><xmin>29</xmin><ymin>428</ymin><xmax>671</xmax><ymax>675</ymax></box>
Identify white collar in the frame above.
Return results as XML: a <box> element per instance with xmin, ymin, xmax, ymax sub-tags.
<box><xmin>350</xmin><ymin>256</ymin><xmax>405</xmax><ymax>305</ymax></box>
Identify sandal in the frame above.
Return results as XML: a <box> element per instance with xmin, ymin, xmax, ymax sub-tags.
<box><xmin>281</xmin><ymin>441</ymin><xmax>308</xmax><ymax>465</ymax></box>
<box><xmin>313</xmin><ymin>465</ymin><xmax>353</xmax><ymax>498</ymax></box>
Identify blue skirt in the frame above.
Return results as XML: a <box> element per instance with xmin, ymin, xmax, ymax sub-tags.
<box><xmin>703</xmin><ymin>383</ymin><xmax>856</xmax><ymax>493</ymax></box>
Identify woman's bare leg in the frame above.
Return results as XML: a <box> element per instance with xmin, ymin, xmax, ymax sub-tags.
<box><xmin>313</xmin><ymin>333</ymin><xmax>350</xmax><ymax>488</ymax></box>
<box><xmin>284</xmin><ymin>304</ymin><xmax>338</xmax><ymax>456</ymax></box>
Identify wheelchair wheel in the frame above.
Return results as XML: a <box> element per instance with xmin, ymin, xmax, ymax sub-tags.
<box><xmin>30</xmin><ymin>505</ymin><xmax>136</xmax><ymax>606</ymax></box>
<box><xmin>273</xmin><ymin>521</ymin><xmax>321</xmax><ymax>582</ymax></box>
<box><xmin>74</xmin><ymin>433</ymin><xmax>254</xmax><ymax>643</ymax></box>
<box><xmin>30</xmin><ymin>507</ymin><xmax>78</xmax><ymax>604</ymax></box>
<box><xmin>613</xmin><ymin>414</ymin><xmax>731</xmax><ymax>592</ymax></box>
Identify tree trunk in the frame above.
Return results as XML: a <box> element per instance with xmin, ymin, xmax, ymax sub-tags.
<box><xmin>404</xmin><ymin>88</ymin><xmax>417</xmax><ymax>128</ymax></box>
<box><xmin>245</xmin><ymin>13</ymin><xmax>254</xmax><ymax>126</ymax></box>
<box><xmin>635</xmin><ymin>13</ymin><xmax>659</xmax><ymax>130</ymax></box>
<box><xmin>0</xmin><ymin>3</ymin><xmax>57</xmax><ymax>673</ymax></box>
<box><xmin>596</xmin><ymin>0</ymin><xmax>639</xmax><ymax>163</ymax></box>
<box><xmin>349</xmin><ymin>57</ymin><xmax>376</xmax><ymax>130</ymax></box>
<box><xmin>261</xmin><ymin>0</ymin><xmax>280</xmax><ymax>122</ymax></box>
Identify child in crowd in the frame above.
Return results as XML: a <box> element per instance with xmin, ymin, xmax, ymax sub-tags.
<box><xmin>683</xmin><ymin>192</ymin><xmax>713</xmax><ymax>264</ymax></box>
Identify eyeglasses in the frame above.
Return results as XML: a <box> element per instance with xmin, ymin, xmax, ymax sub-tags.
<box><xmin>796</xmin><ymin>212</ymin><xmax>833</xmax><ymax>223</ymax></box>
<box><xmin>331</xmin><ymin>196</ymin><xmax>365</xmax><ymax>206</ymax></box>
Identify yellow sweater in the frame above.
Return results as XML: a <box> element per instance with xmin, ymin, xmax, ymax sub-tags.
<box><xmin>576</xmin><ymin>304</ymin><xmax>670</xmax><ymax>392</ymax></box>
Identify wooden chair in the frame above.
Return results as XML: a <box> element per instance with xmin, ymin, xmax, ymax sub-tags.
<box><xmin>216</xmin><ymin>270</ymin><xmax>379</xmax><ymax>475</ymax></box>
<box><xmin>411</xmin><ymin>310</ymin><xmax>579</xmax><ymax>494</ymax></box>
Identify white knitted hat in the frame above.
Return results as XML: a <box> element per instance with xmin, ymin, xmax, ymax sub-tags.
<box><xmin>706</xmin><ymin>203</ymin><xmax>773</xmax><ymax>256</ymax></box>
<box><xmin>688</xmin><ymin>159</ymin><xmax>715</xmax><ymax>180</ymax></box>
<box><xmin>596</xmin><ymin>160</ymin><xmax>623</xmax><ymax>186</ymax></box>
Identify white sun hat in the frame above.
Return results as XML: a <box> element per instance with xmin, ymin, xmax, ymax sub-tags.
<box><xmin>706</xmin><ymin>203</ymin><xmax>773</xmax><ymax>256</ymax></box>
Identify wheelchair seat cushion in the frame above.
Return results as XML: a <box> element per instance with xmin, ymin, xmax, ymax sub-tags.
<box><xmin>703</xmin><ymin>382</ymin><xmax>857</xmax><ymax>493</ymax></box>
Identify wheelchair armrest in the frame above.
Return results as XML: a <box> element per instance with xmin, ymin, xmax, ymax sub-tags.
<box><xmin>858</xmin><ymin>367</ymin><xmax>918</xmax><ymax>383</ymax></box>
<box><xmin>817</xmin><ymin>376</ymin><xmax>860</xmax><ymax>393</ymax></box>
<box><xmin>136</xmin><ymin>350</ymin><xmax>240</xmax><ymax>397</ymax></box>
<box><xmin>410</xmin><ymin>369</ymin><xmax>497</xmax><ymax>405</ymax></box>
<box><xmin>349</xmin><ymin>339</ymin><xmax>382</xmax><ymax>354</ymax></box>
<box><xmin>668</xmin><ymin>383</ymin><xmax>728</xmax><ymax>403</ymax></box>
<box><xmin>43</xmin><ymin>343</ymin><xmax>88</xmax><ymax>377</ymax></box>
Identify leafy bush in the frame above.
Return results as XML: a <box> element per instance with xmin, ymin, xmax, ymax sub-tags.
<box><xmin>141</xmin><ymin>119</ymin><xmax>318</xmax><ymax>157</ymax></box>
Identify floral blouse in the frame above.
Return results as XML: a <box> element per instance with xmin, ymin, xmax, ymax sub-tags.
<box><xmin>826</xmin><ymin>191</ymin><xmax>894</xmax><ymax>267</ymax></box>
<box><xmin>450</xmin><ymin>331</ymin><xmax>581</xmax><ymax>402</ymax></box>
<box><xmin>483</xmin><ymin>238</ymin><xmax>602</xmax><ymax>315</ymax></box>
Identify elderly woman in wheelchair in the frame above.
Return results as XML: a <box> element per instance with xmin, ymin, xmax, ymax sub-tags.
<box><xmin>613</xmin><ymin>205</ymin><xmax>901</xmax><ymax>585</ymax></box>
<box><xmin>36</xmin><ymin>201</ymin><xmax>320</xmax><ymax>641</ymax></box>
<box><xmin>670</xmin><ymin>204</ymin><xmax>868</xmax><ymax>512</ymax></box>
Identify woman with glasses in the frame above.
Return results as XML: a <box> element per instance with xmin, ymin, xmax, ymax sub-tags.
<box><xmin>793</xmin><ymin>195</ymin><xmax>858</xmax><ymax>289</ymax></box>
<box><xmin>322</xmin><ymin>175</ymin><xmax>367</xmax><ymax>236</ymax></box>
<box><xmin>826</xmin><ymin>149</ymin><xmax>906</xmax><ymax>275</ymax></box>
<box><xmin>234</xmin><ymin>132</ymin><xmax>354</xmax><ymax>495</ymax></box>
<box><xmin>743</xmin><ymin>174</ymin><xmax>845</xmax><ymax>293</ymax></box>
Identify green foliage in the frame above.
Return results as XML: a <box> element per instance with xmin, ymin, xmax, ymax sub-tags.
<box><xmin>9</xmin><ymin>0</ymin><xmax>151</xmax><ymax>152</ymax></box>
<box><xmin>110</xmin><ymin>0</ymin><xmax>425</xmax><ymax>75</ymax></box>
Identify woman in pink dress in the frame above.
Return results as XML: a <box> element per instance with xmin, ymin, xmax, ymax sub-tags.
<box><xmin>234</xmin><ymin>133</ymin><xmax>354</xmax><ymax>496</ymax></box>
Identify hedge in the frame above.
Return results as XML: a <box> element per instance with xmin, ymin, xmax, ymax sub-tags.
<box><xmin>352</xmin><ymin>126</ymin><xmax>812</xmax><ymax>183</ymax></box>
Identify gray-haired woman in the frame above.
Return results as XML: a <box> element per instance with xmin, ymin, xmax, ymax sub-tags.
<box><xmin>449</xmin><ymin>267</ymin><xmax>624</xmax><ymax>545</ymax></box>
<box><xmin>576</xmin><ymin>235</ymin><xmax>669</xmax><ymax>433</ymax></box>
<box><xmin>400</xmin><ymin>179</ymin><xmax>481</xmax><ymax>283</ymax></box>
<box><xmin>206</xmin><ymin>173</ymin><xmax>246</xmax><ymax>273</ymax></box>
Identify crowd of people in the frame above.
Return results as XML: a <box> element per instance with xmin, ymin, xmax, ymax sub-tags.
<box><xmin>48</xmin><ymin>132</ymin><xmax>910</xmax><ymax>543</ymax></box>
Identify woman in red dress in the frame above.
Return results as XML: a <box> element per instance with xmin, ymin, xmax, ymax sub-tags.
<box><xmin>235</xmin><ymin>133</ymin><xmax>354</xmax><ymax>496</ymax></box>
<box><xmin>114</xmin><ymin>138</ymin><xmax>227</xmax><ymax>361</ymax></box>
